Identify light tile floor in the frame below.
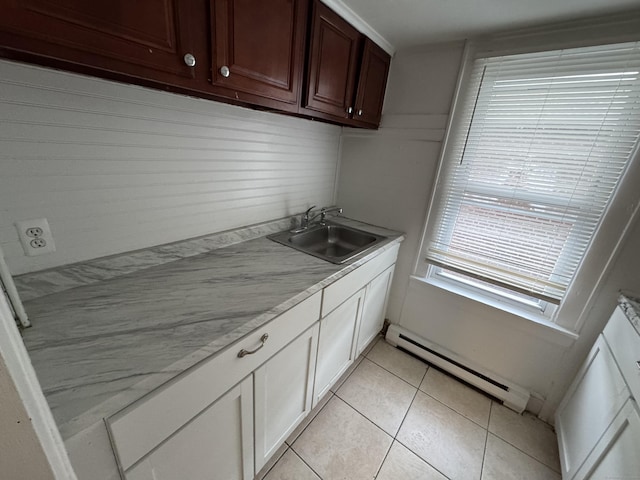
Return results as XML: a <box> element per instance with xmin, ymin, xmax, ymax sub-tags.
<box><xmin>259</xmin><ymin>337</ymin><xmax>561</xmax><ymax>480</ymax></box>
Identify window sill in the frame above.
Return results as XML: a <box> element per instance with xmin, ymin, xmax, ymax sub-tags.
<box><xmin>410</xmin><ymin>275</ymin><xmax>579</xmax><ymax>347</ymax></box>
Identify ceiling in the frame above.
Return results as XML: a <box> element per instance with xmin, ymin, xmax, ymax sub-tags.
<box><xmin>341</xmin><ymin>0</ymin><xmax>640</xmax><ymax>49</ymax></box>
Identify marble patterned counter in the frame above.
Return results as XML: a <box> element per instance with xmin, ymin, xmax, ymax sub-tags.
<box><xmin>19</xmin><ymin>217</ymin><xmax>403</xmax><ymax>440</ymax></box>
<box><xmin>619</xmin><ymin>292</ymin><xmax>640</xmax><ymax>336</ymax></box>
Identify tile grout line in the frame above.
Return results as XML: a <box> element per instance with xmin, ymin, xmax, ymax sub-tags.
<box><xmin>375</xmin><ymin>365</ymin><xmax>454</xmax><ymax>480</ymax></box>
<box><xmin>333</xmin><ymin>391</ymin><xmax>398</xmax><ymax>441</ymax></box>
<box><xmin>418</xmin><ymin>366</ymin><xmax>496</xmax><ymax>429</ymax></box>
<box><xmin>487</xmin><ymin>403</ymin><xmax>561</xmax><ymax>474</ymax></box>
<box><xmin>278</xmin><ymin>339</ymin><xmax>560</xmax><ymax>479</ymax></box>
<box><xmin>371</xmin><ymin>368</ymin><xmax>425</xmax><ymax>479</ymax></box>
<box><xmin>289</xmin><ymin>446</ymin><xmax>324</xmax><ymax>480</ymax></box>
<box><xmin>479</xmin><ymin>401</ymin><xmax>493</xmax><ymax>480</ymax></box>
<box><xmin>393</xmin><ymin>437</ymin><xmax>453</xmax><ymax>480</ymax></box>
<box><xmin>372</xmin><ymin>439</ymin><xmax>393</xmax><ymax>480</ymax></box>
<box><xmin>418</xmin><ymin>387</ymin><xmax>491</xmax><ymax>430</ymax></box>
<box><xmin>393</xmin><ymin>365</ymin><xmax>428</xmax><ymax>440</ymax></box>
<box><xmin>281</xmin><ymin>338</ymin><xmax>394</xmax><ymax>479</ymax></box>
<box><xmin>284</xmin><ymin>391</ymin><xmax>335</xmax><ymax>447</ymax></box>
<box><xmin>331</xmin><ymin>394</ymin><xmax>394</xmax><ymax>440</ymax></box>
<box><xmin>257</xmin><ymin>445</ymin><xmax>290</xmax><ymax>480</ymax></box>
<box><xmin>293</xmin><ymin>395</ymin><xmax>393</xmax><ymax>480</ymax></box>
<box><xmin>420</xmin><ymin>388</ymin><xmax>559</xmax><ymax>473</ymax></box>
<box><xmin>365</xmin><ymin>352</ymin><xmax>428</xmax><ymax>389</ymax></box>
<box><xmin>486</xmin><ymin>430</ymin><xmax>562</xmax><ymax>474</ymax></box>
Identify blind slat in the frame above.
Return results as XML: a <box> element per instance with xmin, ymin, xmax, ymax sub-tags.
<box><xmin>424</xmin><ymin>41</ymin><xmax>640</xmax><ymax>304</ymax></box>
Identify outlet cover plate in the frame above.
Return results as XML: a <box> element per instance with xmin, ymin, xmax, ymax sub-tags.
<box><xmin>15</xmin><ymin>218</ymin><xmax>56</xmax><ymax>256</ymax></box>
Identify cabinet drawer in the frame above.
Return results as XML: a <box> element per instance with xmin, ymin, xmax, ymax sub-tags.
<box><xmin>603</xmin><ymin>306</ymin><xmax>640</xmax><ymax>401</ymax></box>
<box><xmin>107</xmin><ymin>291</ymin><xmax>321</xmax><ymax>472</ymax></box>
<box><xmin>322</xmin><ymin>243</ymin><xmax>399</xmax><ymax>316</ymax></box>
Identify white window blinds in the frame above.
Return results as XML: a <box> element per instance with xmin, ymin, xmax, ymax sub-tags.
<box><xmin>425</xmin><ymin>42</ymin><xmax>640</xmax><ymax>304</ymax></box>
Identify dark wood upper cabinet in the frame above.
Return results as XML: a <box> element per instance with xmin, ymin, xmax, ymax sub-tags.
<box><xmin>0</xmin><ymin>0</ymin><xmax>202</xmax><ymax>87</ymax></box>
<box><xmin>209</xmin><ymin>0</ymin><xmax>308</xmax><ymax>111</ymax></box>
<box><xmin>303</xmin><ymin>1</ymin><xmax>391</xmax><ymax>128</ymax></box>
<box><xmin>0</xmin><ymin>0</ymin><xmax>390</xmax><ymax>127</ymax></box>
<box><xmin>352</xmin><ymin>38</ymin><xmax>390</xmax><ymax>127</ymax></box>
<box><xmin>303</xmin><ymin>1</ymin><xmax>361</xmax><ymax>119</ymax></box>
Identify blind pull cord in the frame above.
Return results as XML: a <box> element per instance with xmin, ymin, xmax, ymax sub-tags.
<box><xmin>460</xmin><ymin>65</ymin><xmax>486</xmax><ymax>165</ymax></box>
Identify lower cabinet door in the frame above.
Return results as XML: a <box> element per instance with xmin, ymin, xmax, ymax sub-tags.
<box><xmin>313</xmin><ymin>288</ymin><xmax>365</xmax><ymax>406</ymax></box>
<box><xmin>579</xmin><ymin>399</ymin><xmax>640</xmax><ymax>479</ymax></box>
<box><xmin>555</xmin><ymin>336</ymin><xmax>630</xmax><ymax>480</ymax></box>
<box><xmin>254</xmin><ymin>322</ymin><xmax>320</xmax><ymax>472</ymax></box>
<box><xmin>356</xmin><ymin>266</ymin><xmax>394</xmax><ymax>356</ymax></box>
<box><xmin>124</xmin><ymin>376</ymin><xmax>254</xmax><ymax>480</ymax></box>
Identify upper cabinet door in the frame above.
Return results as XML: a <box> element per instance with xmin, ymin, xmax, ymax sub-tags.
<box><xmin>353</xmin><ymin>38</ymin><xmax>391</xmax><ymax>127</ymax></box>
<box><xmin>210</xmin><ymin>0</ymin><xmax>308</xmax><ymax>109</ymax></box>
<box><xmin>304</xmin><ymin>0</ymin><xmax>361</xmax><ymax>119</ymax></box>
<box><xmin>0</xmin><ymin>0</ymin><xmax>198</xmax><ymax>82</ymax></box>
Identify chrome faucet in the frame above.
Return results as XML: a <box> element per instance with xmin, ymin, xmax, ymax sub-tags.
<box><xmin>308</xmin><ymin>206</ymin><xmax>343</xmax><ymax>226</ymax></box>
<box><xmin>295</xmin><ymin>205</ymin><xmax>343</xmax><ymax>232</ymax></box>
<box><xmin>300</xmin><ymin>205</ymin><xmax>316</xmax><ymax>229</ymax></box>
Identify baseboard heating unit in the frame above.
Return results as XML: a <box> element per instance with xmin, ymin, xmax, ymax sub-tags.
<box><xmin>386</xmin><ymin>325</ymin><xmax>530</xmax><ymax>413</ymax></box>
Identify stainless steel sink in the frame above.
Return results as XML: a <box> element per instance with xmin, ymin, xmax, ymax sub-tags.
<box><xmin>268</xmin><ymin>222</ymin><xmax>387</xmax><ymax>264</ymax></box>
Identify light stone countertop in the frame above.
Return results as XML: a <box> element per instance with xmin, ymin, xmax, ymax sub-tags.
<box><xmin>618</xmin><ymin>292</ymin><xmax>640</xmax><ymax>336</ymax></box>
<box><xmin>19</xmin><ymin>217</ymin><xmax>404</xmax><ymax>439</ymax></box>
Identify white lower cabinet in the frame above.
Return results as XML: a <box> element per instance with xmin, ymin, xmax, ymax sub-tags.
<box><xmin>106</xmin><ymin>245</ymin><xmax>400</xmax><ymax>480</ymax></box>
<box><xmin>313</xmin><ymin>288</ymin><xmax>365</xmax><ymax>406</ymax></box>
<box><xmin>576</xmin><ymin>399</ymin><xmax>640</xmax><ymax>479</ymax></box>
<box><xmin>555</xmin><ymin>336</ymin><xmax>630</xmax><ymax>479</ymax></box>
<box><xmin>556</xmin><ymin>304</ymin><xmax>640</xmax><ymax>480</ymax></box>
<box><xmin>254</xmin><ymin>322</ymin><xmax>319</xmax><ymax>472</ymax></box>
<box><xmin>356</xmin><ymin>266</ymin><xmax>394</xmax><ymax>356</ymax></box>
<box><xmin>108</xmin><ymin>292</ymin><xmax>322</xmax><ymax>477</ymax></box>
<box><xmin>125</xmin><ymin>376</ymin><xmax>254</xmax><ymax>480</ymax></box>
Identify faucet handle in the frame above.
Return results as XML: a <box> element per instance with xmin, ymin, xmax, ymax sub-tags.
<box><xmin>319</xmin><ymin>206</ymin><xmax>342</xmax><ymax>224</ymax></box>
<box><xmin>300</xmin><ymin>205</ymin><xmax>316</xmax><ymax>229</ymax></box>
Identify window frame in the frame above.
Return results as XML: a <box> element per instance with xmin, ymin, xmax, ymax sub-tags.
<box><xmin>414</xmin><ymin>38</ymin><xmax>640</xmax><ymax>332</ymax></box>
<box><xmin>428</xmin><ymin>265</ymin><xmax>557</xmax><ymax>316</ymax></box>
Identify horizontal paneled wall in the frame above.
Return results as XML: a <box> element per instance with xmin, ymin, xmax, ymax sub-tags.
<box><xmin>0</xmin><ymin>60</ymin><xmax>341</xmax><ymax>275</ymax></box>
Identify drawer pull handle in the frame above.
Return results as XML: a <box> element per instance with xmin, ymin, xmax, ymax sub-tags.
<box><xmin>238</xmin><ymin>334</ymin><xmax>269</xmax><ymax>358</ymax></box>
<box><xmin>637</xmin><ymin>360</ymin><xmax>640</xmax><ymax>370</ymax></box>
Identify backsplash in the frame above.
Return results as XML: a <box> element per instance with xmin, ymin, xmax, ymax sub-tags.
<box><xmin>15</xmin><ymin>216</ymin><xmax>297</xmax><ymax>302</ymax></box>
<box><xmin>0</xmin><ymin>60</ymin><xmax>341</xmax><ymax>275</ymax></box>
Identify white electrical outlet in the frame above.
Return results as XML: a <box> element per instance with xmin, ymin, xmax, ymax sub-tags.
<box><xmin>15</xmin><ymin>218</ymin><xmax>56</xmax><ymax>256</ymax></box>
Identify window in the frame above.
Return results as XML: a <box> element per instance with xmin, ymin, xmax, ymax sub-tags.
<box><xmin>422</xmin><ymin>41</ymin><xmax>640</xmax><ymax>317</ymax></box>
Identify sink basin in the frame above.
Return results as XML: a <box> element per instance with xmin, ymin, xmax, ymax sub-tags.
<box><xmin>268</xmin><ymin>223</ymin><xmax>387</xmax><ymax>264</ymax></box>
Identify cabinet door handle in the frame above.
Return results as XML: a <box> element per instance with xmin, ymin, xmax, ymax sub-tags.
<box><xmin>220</xmin><ymin>65</ymin><xmax>231</xmax><ymax>78</ymax></box>
<box><xmin>347</xmin><ymin>107</ymin><xmax>353</xmax><ymax>114</ymax></box>
<box><xmin>357</xmin><ymin>109</ymin><xmax>363</xmax><ymax>116</ymax></box>
<box><xmin>237</xmin><ymin>334</ymin><xmax>269</xmax><ymax>357</ymax></box>
<box><xmin>183</xmin><ymin>53</ymin><xmax>196</xmax><ymax>67</ymax></box>
<box><xmin>636</xmin><ymin>360</ymin><xmax>640</xmax><ymax>370</ymax></box>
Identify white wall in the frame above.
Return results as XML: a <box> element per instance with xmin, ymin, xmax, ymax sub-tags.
<box><xmin>0</xmin><ymin>60</ymin><xmax>341</xmax><ymax>275</ymax></box>
<box><xmin>336</xmin><ymin>39</ymin><xmax>640</xmax><ymax>418</ymax></box>
<box><xmin>337</xmin><ymin>41</ymin><xmax>465</xmax><ymax>321</ymax></box>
